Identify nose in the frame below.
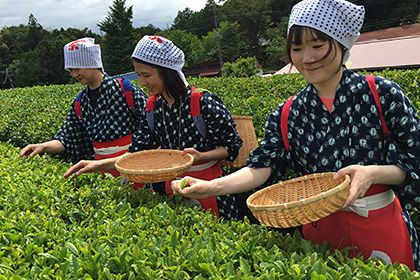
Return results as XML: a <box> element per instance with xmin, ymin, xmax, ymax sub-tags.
<box><xmin>302</xmin><ymin>49</ymin><xmax>316</xmax><ymax>64</ymax></box>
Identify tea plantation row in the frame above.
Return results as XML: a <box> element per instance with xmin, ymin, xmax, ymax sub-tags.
<box><xmin>0</xmin><ymin>69</ymin><xmax>419</xmax><ymax>278</ymax></box>
<box><xmin>0</xmin><ymin>142</ymin><xmax>418</xmax><ymax>278</ymax></box>
<box><xmin>0</xmin><ymin>69</ymin><xmax>418</xmax><ymax>148</ymax></box>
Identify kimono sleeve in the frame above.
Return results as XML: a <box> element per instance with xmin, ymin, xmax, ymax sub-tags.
<box><xmin>247</xmin><ymin>104</ymin><xmax>289</xmax><ymax>182</ymax></box>
<box><xmin>200</xmin><ymin>92</ymin><xmax>243</xmax><ymax>162</ymax></box>
<box><xmin>379</xmin><ymin>77</ymin><xmax>420</xmax><ymax>185</ymax></box>
<box><xmin>53</xmin><ymin>106</ymin><xmax>94</xmax><ymax>163</ymax></box>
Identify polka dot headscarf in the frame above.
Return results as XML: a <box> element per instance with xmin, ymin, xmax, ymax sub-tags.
<box><xmin>288</xmin><ymin>0</ymin><xmax>365</xmax><ymax>54</ymax></box>
<box><xmin>131</xmin><ymin>35</ymin><xmax>188</xmax><ymax>86</ymax></box>
<box><xmin>63</xmin><ymin>38</ymin><xmax>103</xmax><ymax>70</ymax></box>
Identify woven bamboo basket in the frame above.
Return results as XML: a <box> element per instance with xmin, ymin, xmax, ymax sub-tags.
<box><xmin>115</xmin><ymin>149</ymin><xmax>194</xmax><ymax>183</ymax></box>
<box><xmin>230</xmin><ymin>115</ymin><xmax>258</xmax><ymax>168</ymax></box>
<box><xmin>246</xmin><ymin>172</ymin><xmax>350</xmax><ymax>228</ymax></box>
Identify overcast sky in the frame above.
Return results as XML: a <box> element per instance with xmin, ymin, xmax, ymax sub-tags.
<box><xmin>0</xmin><ymin>0</ymin><xmax>208</xmax><ymax>34</ymax></box>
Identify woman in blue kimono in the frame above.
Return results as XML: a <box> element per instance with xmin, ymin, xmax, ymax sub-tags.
<box><xmin>20</xmin><ymin>38</ymin><xmax>147</xmax><ymax>179</ymax></box>
<box><xmin>172</xmin><ymin>0</ymin><xmax>420</xmax><ymax>270</ymax></box>
<box><xmin>64</xmin><ymin>35</ymin><xmax>243</xmax><ymax>219</ymax></box>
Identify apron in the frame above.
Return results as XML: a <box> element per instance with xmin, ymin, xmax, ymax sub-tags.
<box><xmin>92</xmin><ymin>133</ymin><xmax>143</xmax><ymax>190</ymax></box>
<box><xmin>165</xmin><ymin>160</ymin><xmax>223</xmax><ymax>217</ymax></box>
<box><xmin>303</xmin><ymin>184</ymin><xmax>414</xmax><ymax>270</ymax></box>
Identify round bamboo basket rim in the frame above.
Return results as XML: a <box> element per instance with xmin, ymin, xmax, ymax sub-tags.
<box><xmin>115</xmin><ymin>149</ymin><xmax>194</xmax><ymax>175</ymax></box>
<box><xmin>247</xmin><ymin>172</ymin><xmax>350</xmax><ymax>212</ymax></box>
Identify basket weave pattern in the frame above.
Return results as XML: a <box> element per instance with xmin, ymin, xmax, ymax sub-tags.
<box><xmin>246</xmin><ymin>172</ymin><xmax>350</xmax><ymax>228</ymax></box>
<box><xmin>231</xmin><ymin>116</ymin><xmax>258</xmax><ymax>168</ymax></box>
<box><xmin>115</xmin><ymin>149</ymin><xmax>194</xmax><ymax>183</ymax></box>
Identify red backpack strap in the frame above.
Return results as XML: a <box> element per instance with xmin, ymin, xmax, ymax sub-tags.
<box><xmin>280</xmin><ymin>96</ymin><xmax>294</xmax><ymax>152</ymax></box>
<box><xmin>117</xmin><ymin>78</ymin><xmax>135</xmax><ymax>110</ymax></box>
<box><xmin>72</xmin><ymin>90</ymin><xmax>86</xmax><ymax>120</ymax></box>
<box><xmin>190</xmin><ymin>86</ymin><xmax>207</xmax><ymax>138</ymax></box>
<box><xmin>190</xmin><ymin>86</ymin><xmax>203</xmax><ymax>116</ymax></box>
<box><xmin>146</xmin><ymin>95</ymin><xmax>158</xmax><ymax>131</ymax></box>
<box><xmin>366</xmin><ymin>75</ymin><xmax>390</xmax><ymax>137</ymax></box>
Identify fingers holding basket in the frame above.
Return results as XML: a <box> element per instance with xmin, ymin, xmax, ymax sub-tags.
<box><xmin>335</xmin><ymin>165</ymin><xmax>373</xmax><ymax>208</ymax></box>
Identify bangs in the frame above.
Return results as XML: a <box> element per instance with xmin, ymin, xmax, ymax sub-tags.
<box><xmin>288</xmin><ymin>25</ymin><xmax>330</xmax><ymax>45</ymax></box>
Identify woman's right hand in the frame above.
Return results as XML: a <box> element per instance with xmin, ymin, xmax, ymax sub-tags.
<box><xmin>171</xmin><ymin>176</ymin><xmax>217</xmax><ymax>199</ymax></box>
<box><xmin>64</xmin><ymin>160</ymin><xmax>104</xmax><ymax>179</ymax></box>
<box><xmin>20</xmin><ymin>144</ymin><xmax>45</xmax><ymax>158</ymax></box>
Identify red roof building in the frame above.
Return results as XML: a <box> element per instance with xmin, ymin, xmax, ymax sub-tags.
<box><xmin>276</xmin><ymin>23</ymin><xmax>420</xmax><ymax>74</ymax></box>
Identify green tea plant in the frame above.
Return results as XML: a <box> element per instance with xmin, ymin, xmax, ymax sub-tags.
<box><xmin>0</xmin><ymin>69</ymin><xmax>418</xmax><ymax>147</ymax></box>
<box><xmin>0</xmin><ymin>142</ymin><xmax>418</xmax><ymax>278</ymax></box>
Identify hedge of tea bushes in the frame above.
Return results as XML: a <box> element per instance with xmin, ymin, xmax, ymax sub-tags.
<box><xmin>0</xmin><ymin>142</ymin><xmax>418</xmax><ymax>279</ymax></box>
<box><xmin>1</xmin><ymin>68</ymin><xmax>418</xmax><ymax>148</ymax></box>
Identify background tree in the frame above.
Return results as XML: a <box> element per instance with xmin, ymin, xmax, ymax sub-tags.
<box><xmin>220</xmin><ymin>0</ymin><xmax>272</xmax><ymax>62</ymax></box>
<box><xmin>133</xmin><ymin>24</ymin><xmax>161</xmax><ymax>42</ymax></box>
<box><xmin>98</xmin><ymin>0</ymin><xmax>135</xmax><ymax>75</ymax></box>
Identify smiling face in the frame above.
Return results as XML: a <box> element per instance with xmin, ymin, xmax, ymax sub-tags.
<box><xmin>132</xmin><ymin>60</ymin><xmax>166</xmax><ymax>97</ymax></box>
<box><xmin>288</xmin><ymin>26</ymin><xmax>344</xmax><ymax>89</ymax></box>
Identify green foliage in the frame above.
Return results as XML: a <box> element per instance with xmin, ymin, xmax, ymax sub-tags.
<box><xmin>222</xmin><ymin>57</ymin><xmax>261</xmax><ymax>78</ymax></box>
<box><xmin>0</xmin><ymin>83</ymin><xmax>81</xmax><ymax>148</ymax></box>
<box><xmin>0</xmin><ymin>142</ymin><xmax>418</xmax><ymax>278</ymax></box>
<box><xmin>97</xmin><ymin>0</ymin><xmax>135</xmax><ymax>75</ymax></box>
<box><xmin>133</xmin><ymin>24</ymin><xmax>161</xmax><ymax>42</ymax></box>
<box><xmin>0</xmin><ymin>69</ymin><xmax>418</xmax><ymax>150</ymax></box>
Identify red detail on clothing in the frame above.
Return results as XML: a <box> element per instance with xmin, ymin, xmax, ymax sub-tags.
<box><xmin>92</xmin><ymin>133</ymin><xmax>132</xmax><ymax>149</ymax></box>
<box><xmin>303</xmin><ymin>192</ymin><xmax>414</xmax><ymax>270</ymax></box>
<box><xmin>145</xmin><ymin>87</ymin><xmax>203</xmax><ymax>115</ymax></box>
<box><xmin>280</xmin><ymin>96</ymin><xmax>294</xmax><ymax>152</ymax></box>
<box><xmin>319</xmin><ymin>96</ymin><xmax>334</xmax><ymax>113</ymax></box>
<box><xmin>92</xmin><ymin>133</ymin><xmax>133</xmax><ymax>177</ymax></box>
<box><xmin>74</xmin><ymin>79</ymin><xmax>134</xmax><ymax>119</ymax></box>
<box><xmin>365</xmin><ymin>184</ymin><xmax>389</xmax><ymax>196</ymax></box>
<box><xmin>117</xmin><ymin>78</ymin><xmax>135</xmax><ymax>109</ymax></box>
<box><xmin>366</xmin><ymin>75</ymin><xmax>390</xmax><ymax>137</ymax></box>
<box><xmin>149</xmin><ymin>36</ymin><xmax>164</xmax><ymax>43</ymax></box>
<box><xmin>165</xmin><ymin>160</ymin><xmax>223</xmax><ymax>217</ymax></box>
<box><xmin>74</xmin><ymin>100</ymin><xmax>82</xmax><ymax>119</ymax></box>
<box><xmin>67</xmin><ymin>39</ymin><xmax>87</xmax><ymax>51</ymax></box>
<box><xmin>92</xmin><ymin>133</ymin><xmax>144</xmax><ymax>189</ymax></box>
<box><xmin>190</xmin><ymin>87</ymin><xmax>203</xmax><ymax>116</ymax></box>
<box><xmin>146</xmin><ymin>95</ymin><xmax>157</xmax><ymax>112</ymax></box>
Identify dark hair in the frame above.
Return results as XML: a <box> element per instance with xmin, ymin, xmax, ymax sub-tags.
<box><xmin>132</xmin><ymin>57</ymin><xmax>187</xmax><ymax>100</ymax></box>
<box><xmin>284</xmin><ymin>25</ymin><xmax>345</xmax><ymax>67</ymax></box>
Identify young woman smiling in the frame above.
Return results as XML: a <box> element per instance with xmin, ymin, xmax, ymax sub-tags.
<box><xmin>172</xmin><ymin>0</ymin><xmax>420</xmax><ymax>270</ymax></box>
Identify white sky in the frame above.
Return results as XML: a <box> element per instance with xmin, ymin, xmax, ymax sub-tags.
<box><xmin>0</xmin><ymin>0</ymin><xmax>208</xmax><ymax>34</ymax></box>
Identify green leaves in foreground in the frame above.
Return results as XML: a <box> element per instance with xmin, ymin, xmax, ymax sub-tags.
<box><xmin>0</xmin><ymin>142</ymin><xmax>418</xmax><ymax>278</ymax></box>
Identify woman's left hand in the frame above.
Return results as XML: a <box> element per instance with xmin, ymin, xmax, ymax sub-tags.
<box><xmin>334</xmin><ymin>165</ymin><xmax>376</xmax><ymax>208</ymax></box>
<box><xmin>183</xmin><ymin>148</ymin><xmax>204</xmax><ymax>164</ymax></box>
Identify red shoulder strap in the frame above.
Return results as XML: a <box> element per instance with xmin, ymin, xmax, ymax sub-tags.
<box><xmin>146</xmin><ymin>95</ymin><xmax>157</xmax><ymax>112</ymax></box>
<box><xmin>366</xmin><ymin>75</ymin><xmax>390</xmax><ymax>137</ymax></box>
<box><xmin>280</xmin><ymin>96</ymin><xmax>294</xmax><ymax>152</ymax></box>
<box><xmin>190</xmin><ymin>86</ymin><xmax>203</xmax><ymax>116</ymax></box>
<box><xmin>117</xmin><ymin>78</ymin><xmax>135</xmax><ymax>110</ymax></box>
<box><xmin>73</xmin><ymin>90</ymin><xmax>85</xmax><ymax>120</ymax></box>
<box><xmin>74</xmin><ymin>100</ymin><xmax>82</xmax><ymax>119</ymax></box>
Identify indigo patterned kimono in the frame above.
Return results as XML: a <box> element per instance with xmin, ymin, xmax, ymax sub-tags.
<box><xmin>54</xmin><ymin>75</ymin><xmax>147</xmax><ymax>163</ymax></box>
<box><xmin>129</xmin><ymin>86</ymin><xmax>243</xmax><ymax>219</ymax></box>
<box><xmin>248</xmin><ymin>69</ymin><xmax>420</xmax><ymax>270</ymax></box>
